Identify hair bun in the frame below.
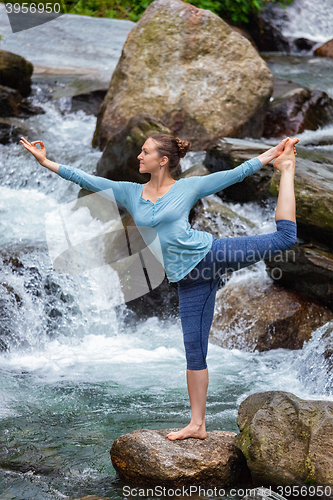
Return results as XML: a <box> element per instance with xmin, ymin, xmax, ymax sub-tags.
<box><xmin>175</xmin><ymin>137</ymin><xmax>191</xmax><ymax>158</ymax></box>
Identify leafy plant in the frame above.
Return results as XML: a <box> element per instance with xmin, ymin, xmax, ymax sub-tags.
<box><xmin>69</xmin><ymin>0</ymin><xmax>293</xmax><ymax>24</ymax></box>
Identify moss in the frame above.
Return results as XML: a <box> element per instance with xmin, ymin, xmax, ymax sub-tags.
<box><xmin>235</xmin><ymin>426</ymin><xmax>251</xmax><ymax>462</ymax></box>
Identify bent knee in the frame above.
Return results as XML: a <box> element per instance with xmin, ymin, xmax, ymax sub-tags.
<box><xmin>276</xmin><ymin>220</ymin><xmax>297</xmax><ymax>250</ymax></box>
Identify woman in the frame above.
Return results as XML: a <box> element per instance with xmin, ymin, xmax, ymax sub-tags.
<box><xmin>20</xmin><ymin>133</ymin><xmax>298</xmax><ymax>441</ymax></box>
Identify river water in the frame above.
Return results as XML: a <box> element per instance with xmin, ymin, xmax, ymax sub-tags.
<box><xmin>0</xmin><ymin>5</ymin><xmax>333</xmax><ymax>500</ymax></box>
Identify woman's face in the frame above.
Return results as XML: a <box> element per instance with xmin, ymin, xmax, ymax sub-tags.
<box><xmin>137</xmin><ymin>138</ymin><xmax>167</xmax><ymax>174</ymax></box>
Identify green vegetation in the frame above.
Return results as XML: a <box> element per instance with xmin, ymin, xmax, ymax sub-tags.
<box><xmin>68</xmin><ymin>0</ymin><xmax>293</xmax><ymax>24</ymax></box>
<box><xmin>0</xmin><ymin>0</ymin><xmax>293</xmax><ymax>24</ymax></box>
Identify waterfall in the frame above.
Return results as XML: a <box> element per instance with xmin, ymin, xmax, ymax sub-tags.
<box><xmin>277</xmin><ymin>0</ymin><xmax>333</xmax><ymax>45</ymax></box>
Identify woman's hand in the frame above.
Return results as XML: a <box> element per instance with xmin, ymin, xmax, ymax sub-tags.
<box><xmin>257</xmin><ymin>137</ymin><xmax>297</xmax><ymax>166</ymax></box>
<box><xmin>20</xmin><ymin>137</ymin><xmax>46</xmax><ymax>164</ymax></box>
<box><xmin>273</xmin><ymin>137</ymin><xmax>297</xmax><ymax>158</ymax></box>
<box><xmin>273</xmin><ymin>137</ymin><xmax>299</xmax><ymax>172</ymax></box>
<box><xmin>20</xmin><ymin>136</ymin><xmax>60</xmax><ymax>173</ymax></box>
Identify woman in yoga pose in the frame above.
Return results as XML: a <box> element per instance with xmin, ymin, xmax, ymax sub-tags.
<box><xmin>20</xmin><ymin>133</ymin><xmax>298</xmax><ymax>441</ymax></box>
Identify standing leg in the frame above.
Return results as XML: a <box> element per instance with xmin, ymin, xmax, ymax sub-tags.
<box><xmin>167</xmin><ymin>275</ymin><xmax>220</xmax><ymax>441</ymax></box>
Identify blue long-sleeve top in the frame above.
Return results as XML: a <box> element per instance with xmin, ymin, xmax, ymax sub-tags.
<box><xmin>58</xmin><ymin>157</ymin><xmax>263</xmax><ymax>282</ymax></box>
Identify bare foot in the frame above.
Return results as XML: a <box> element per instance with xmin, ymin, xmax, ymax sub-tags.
<box><xmin>167</xmin><ymin>422</ymin><xmax>207</xmax><ymax>441</ymax></box>
<box><xmin>273</xmin><ymin>137</ymin><xmax>299</xmax><ymax>172</ymax></box>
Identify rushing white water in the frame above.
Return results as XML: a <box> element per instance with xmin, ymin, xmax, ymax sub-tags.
<box><xmin>0</xmin><ymin>83</ymin><xmax>332</xmax><ymax>499</ymax></box>
<box><xmin>281</xmin><ymin>0</ymin><xmax>333</xmax><ymax>45</ymax></box>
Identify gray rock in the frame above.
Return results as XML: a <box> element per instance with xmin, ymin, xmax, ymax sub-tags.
<box><xmin>203</xmin><ymin>137</ymin><xmax>274</xmax><ymax>202</ymax></box>
<box><xmin>315</xmin><ymin>39</ymin><xmax>333</xmax><ymax>58</ymax></box>
<box><xmin>210</xmin><ymin>280</ymin><xmax>333</xmax><ymax>352</ymax></box>
<box><xmin>0</xmin><ymin>49</ymin><xmax>33</xmax><ymax>97</ymax></box>
<box><xmin>110</xmin><ymin>428</ymin><xmax>250</xmax><ymax>486</ymax></box>
<box><xmin>263</xmin><ymin>88</ymin><xmax>333</xmax><ymax>138</ymax></box>
<box><xmin>235</xmin><ymin>390</ymin><xmax>333</xmax><ymax>487</ymax></box>
<box><xmin>265</xmin><ymin>243</ymin><xmax>333</xmax><ymax>310</ymax></box>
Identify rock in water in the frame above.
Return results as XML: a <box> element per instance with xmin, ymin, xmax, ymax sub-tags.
<box><xmin>0</xmin><ymin>49</ymin><xmax>33</xmax><ymax>97</ymax></box>
<box><xmin>93</xmin><ymin>0</ymin><xmax>273</xmax><ymax>151</ymax></box>
<box><xmin>315</xmin><ymin>39</ymin><xmax>333</xmax><ymax>58</ymax></box>
<box><xmin>263</xmin><ymin>88</ymin><xmax>333</xmax><ymax>138</ymax></box>
<box><xmin>235</xmin><ymin>390</ymin><xmax>333</xmax><ymax>487</ymax></box>
<box><xmin>110</xmin><ymin>428</ymin><xmax>251</xmax><ymax>486</ymax></box>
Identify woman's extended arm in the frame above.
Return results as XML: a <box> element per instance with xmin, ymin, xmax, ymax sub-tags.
<box><xmin>188</xmin><ymin>137</ymin><xmax>296</xmax><ymax>202</ymax></box>
<box><xmin>20</xmin><ymin>137</ymin><xmax>132</xmax><ymax>209</ymax></box>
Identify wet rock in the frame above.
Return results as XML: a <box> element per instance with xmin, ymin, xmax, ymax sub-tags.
<box><xmin>71</xmin><ymin>89</ymin><xmax>108</xmax><ymax>116</ymax></box>
<box><xmin>315</xmin><ymin>39</ymin><xmax>333</xmax><ymax>58</ymax></box>
<box><xmin>0</xmin><ymin>120</ymin><xmax>25</xmax><ymax>144</ymax></box>
<box><xmin>203</xmin><ymin>138</ymin><xmax>274</xmax><ymax>202</ymax></box>
<box><xmin>269</xmin><ymin>158</ymin><xmax>333</xmax><ymax>250</ymax></box>
<box><xmin>265</xmin><ymin>243</ymin><xmax>333</xmax><ymax>310</ymax></box>
<box><xmin>0</xmin><ymin>84</ymin><xmax>22</xmax><ymax>117</ymax></box>
<box><xmin>210</xmin><ymin>280</ymin><xmax>333</xmax><ymax>352</ymax></box>
<box><xmin>110</xmin><ymin>428</ymin><xmax>251</xmax><ymax>486</ymax></box>
<box><xmin>96</xmin><ymin>113</ymin><xmax>171</xmax><ymax>184</ymax></box>
<box><xmin>0</xmin><ymin>84</ymin><xmax>45</xmax><ymax>119</ymax></box>
<box><xmin>180</xmin><ymin>163</ymin><xmax>210</xmax><ymax>179</ymax></box>
<box><xmin>294</xmin><ymin>38</ymin><xmax>317</xmax><ymax>52</ymax></box>
<box><xmin>272</xmin><ymin>78</ymin><xmax>305</xmax><ymax>99</ymax></box>
<box><xmin>93</xmin><ymin>0</ymin><xmax>273</xmax><ymax>151</ymax></box>
<box><xmin>16</xmin><ymin>99</ymin><xmax>45</xmax><ymax>118</ymax></box>
<box><xmin>247</xmin><ymin>4</ymin><xmax>290</xmax><ymax>52</ymax></box>
<box><xmin>235</xmin><ymin>390</ymin><xmax>333</xmax><ymax>487</ymax></box>
<box><xmin>0</xmin><ymin>249</ymin><xmax>77</xmax><ymax>350</ymax></box>
<box><xmin>192</xmin><ymin>196</ymin><xmax>255</xmax><ymax>239</ymax></box>
<box><xmin>263</xmin><ymin>88</ymin><xmax>333</xmax><ymax>138</ymax></box>
<box><xmin>125</xmin><ymin>277</ymin><xmax>179</xmax><ymax>322</ymax></box>
<box><xmin>0</xmin><ymin>49</ymin><xmax>33</xmax><ymax>97</ymax></box>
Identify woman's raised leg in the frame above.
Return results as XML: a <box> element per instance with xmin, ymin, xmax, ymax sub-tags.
<box><xmin>274</xmin><ymin>137</ymin><xmax>298</xmax><ymax>223</ymax></box>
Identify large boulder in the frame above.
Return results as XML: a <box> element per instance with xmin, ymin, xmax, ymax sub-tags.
<box><xmin>263</xmin><ymin>88</ymin><xmax>333</xmax><ymax>138</ymax></box>
<box><xmin>92</xmin><ymin>0</ymin><xmax>273</xmax><ymax>151</ymax></box>
<box><xmin>0</xmin><ymin>49</ymin><xmax>33</xmax><ymax>97</ymax></box>
<box><xmin>235</xmin><ymin>391</ymin><xmax>333</xmax><ymax>487</ymax></box>
<box><xmin>315</xmin><ymin>39</ymin><xmax>333</xmax><ymax>58</ymax></box>
<box><xmin>110</xmin><ymin>428</ymin><xmax>251</xmax><ymax>486</ymax></box>
<box><xmin>210</xmin><ymin>280</ymin><xmax>333</xmax><ymax>352</ymax></box>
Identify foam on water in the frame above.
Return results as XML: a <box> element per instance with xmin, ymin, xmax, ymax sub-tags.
<box><xmin>281</xmin><ymin>0</ymin><xmax>333</xmax><ymax>44</ymax></box>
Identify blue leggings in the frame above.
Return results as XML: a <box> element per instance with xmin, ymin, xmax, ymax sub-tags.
<box><xmin>177</xmin><ymin>219</ymin><xmax>297</xmax><ymax>370</ymax></box>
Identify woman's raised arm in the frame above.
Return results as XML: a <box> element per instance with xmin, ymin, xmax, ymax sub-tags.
<box><xmin>186</xmin><ymin>137</ymin><xmax>297</xmax><ymax>203</ymax></box>
<box><xmin>19</xmin><ymin>136</ymin><xmax>133</xmax><ymax>210</ymax></box>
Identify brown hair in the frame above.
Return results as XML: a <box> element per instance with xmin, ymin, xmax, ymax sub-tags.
<box><xmin>148</xmin><ymin>134</ymin><xmax>191</xmax><ymax>179</ymax></box>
